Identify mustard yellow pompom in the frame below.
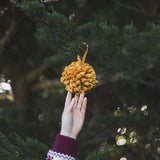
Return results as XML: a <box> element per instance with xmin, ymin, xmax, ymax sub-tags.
<box><xmin>60</xmin><ymin>43</ymin><xmax>98</xmax><ymax>95</ymax></box>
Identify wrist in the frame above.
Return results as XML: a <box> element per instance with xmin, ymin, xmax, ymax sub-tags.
<box><xmin>60</xmin><ymin>130</ymin><xmax>77</xmax><ymax>139</ymax></box>
<box><xmin>69</xmin><ymin>132</ymin><xmax>77</xmax><ymax>139</ymax></box>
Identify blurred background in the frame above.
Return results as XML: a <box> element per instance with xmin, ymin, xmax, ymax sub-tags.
<box><xmin>0</xmin><ymin>0</ymin><xmax>160</xmax><ymax>159</ymax></box>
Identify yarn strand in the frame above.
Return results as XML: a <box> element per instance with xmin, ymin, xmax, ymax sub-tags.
<box><xmin>77</xmin><ymin>42</ymin><xmax>88</xmax><ymax>65</ymax></box>
<box><xmin>82</xmin><ymin>42</ymin><xmax>88</xmax><ymax>64</ymax></box>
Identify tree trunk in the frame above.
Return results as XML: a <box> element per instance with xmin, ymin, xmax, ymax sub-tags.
<box><xmin>11</xmin><ymin>76</ymin><xmax>34</xmax><ymax>122</ymax></box>
<box><xmin>0</xmin><ymin>6</ymin><xmax>39</xmax><ymax>122</ymax></box>
<box><xmin>4</xmin><ymin>59</ymin><xmax>35</xmax><ymax>122</ymax></box>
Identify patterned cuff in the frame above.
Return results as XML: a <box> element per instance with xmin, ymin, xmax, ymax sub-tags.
<box><xmin>47</xmin><ymin>134</ymin><xmax>78</xmax><ymax>160</ymax></box>
<box><xmin>47</xmin><ymin>150</ymin><xmax>76</xmax><ymax>160</ymax></box>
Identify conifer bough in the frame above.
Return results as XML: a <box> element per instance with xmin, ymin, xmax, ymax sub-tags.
<box><xmin>60</xmin><ymin>43</ymin><xmax>98</xmax><ymax>95</ymax></box>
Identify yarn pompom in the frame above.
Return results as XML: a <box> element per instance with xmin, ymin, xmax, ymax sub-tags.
<box><xmin>60</xmin><ymin>43</ymin><xmax>98</xmax><ymax>95</ymax></box>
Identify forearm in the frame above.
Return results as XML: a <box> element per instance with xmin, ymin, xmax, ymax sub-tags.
<box><xmin>46</xmin><ymin>134</ymin><xmax>78</xmax><ymax>160</ymax></box>
<box><xmin>46</xmin><ymin>92</ymin><xmax>86</xmax><ymax>160</ymax></box>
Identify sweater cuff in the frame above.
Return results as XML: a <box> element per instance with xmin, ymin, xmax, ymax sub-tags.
<box><xmin>52</xmin><ymin>134</ymin><xmax>78</xmax><ymax>157</ymax></box>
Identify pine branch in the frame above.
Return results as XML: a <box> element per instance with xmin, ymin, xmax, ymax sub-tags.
<box><xmin>117</xmin><ymin>1</ymin><xmax>160</xmax><ymax>23</ymax></box>
<box><xmin>137</xmin><ymin>78</ymin><xmax>158</xmax><ymax>87</ymax></box>
<box><xmin>73</xmin><ymin>0</ymin><xmax>106</xmax><ymax>26</ymax></box>
<box><xmin>25</xmin><ymin>63</ymin><xmax>48</xmax><ymax>83</ymax></box>
<box><xmin>31</xmin><ymin>79</ymin><xmax>63</xmax><ymax>91</ymax></box>
<box><xmin>117</xmin><ymin>2</ymin><xmax>150</xmax><ymax>17</ymax></box>
<box><xmin>0</xmin><ymin>8</ymin><xmax>22</xmax><ymax>56</ymax></box>
<box><xmin>41</xmin><ymin>0</ymin><xmax>58</xmax><ymax>3</ymax></box>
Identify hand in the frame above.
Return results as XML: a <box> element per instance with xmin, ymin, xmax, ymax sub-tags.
<box><xmin>60</xmin><ymin>91</ymin><xmax>87</xmax><ymax>139</ymax></box>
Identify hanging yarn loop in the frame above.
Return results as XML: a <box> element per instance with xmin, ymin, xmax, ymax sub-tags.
<box><xmin>77</xmin><ymin>42</ymin><xmax>88</xmax><ymax>64</ymax></box>
<box><xmin>60</xmin><ymin>42</ymin><xmax>98</xmax><ymax>95</ymax></box>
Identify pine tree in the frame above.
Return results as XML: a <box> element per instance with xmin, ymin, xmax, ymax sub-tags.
<box><xmin>0</xmin><ymin>0</ymin><xmax>160</xmax><ymax>159</ymax></box>
<box><xmin>0</xmin><ymin>134</ymin><xmax>48</xmax><ymax>160</ymax></box>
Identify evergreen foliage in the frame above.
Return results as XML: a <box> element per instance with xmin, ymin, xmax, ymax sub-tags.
<box><xmin>78</xmin><ymin>106</ymin><xmax>160</xmax><ymax>160</ymax></box>
<box><xmin>18</xmin><ymin>1</ymin><xmax>160</xmax><ymax>87</ymax></box>
<box><xmin>0</xmin><ymin>134</ymin><xmax>48</xmax><ymax>160</ymax></box>
<box><xmin>0</xmin><ymin>0</ymin><xmax>160</xmax><ymax>160</ymax></box>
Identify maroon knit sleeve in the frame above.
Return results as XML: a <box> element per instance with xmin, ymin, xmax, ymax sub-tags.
<box><xmin>46</xmin><ymin>134</ymin><xmax>78</xmax><ymax>160</ymax></box>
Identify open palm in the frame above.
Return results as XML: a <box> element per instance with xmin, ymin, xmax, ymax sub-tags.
<box><xmin>60</xmin><ymin>91</ymin><xmax>87</xmax><ymax>139</ymax></box>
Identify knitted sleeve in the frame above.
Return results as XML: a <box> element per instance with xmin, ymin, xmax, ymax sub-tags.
<box><xmin>46</xmin><ymin>134</ymin><xmax>78</xmax><ymax>160</ymax></box>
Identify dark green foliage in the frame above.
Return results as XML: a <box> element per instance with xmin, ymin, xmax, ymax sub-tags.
<box><xmin>78</xmin><ymin>106</ymin><xmax>160</xmax><ymax>160</ymax></box>
<box><xmin>1</xmin><ymin>0</ymin><xmax>160</xmax><ymax>160</ymax></box>
<box><xmin>0</xmin><ymin>134</ymin><xmax>48</xmax><ymax>160</ymax></box>
<box><xmin>84</xmin><ymin>150</ymin><xmax>104</xmax><ymax>160</ymax></box>
<box><xmin>21</xmin><ymin>1</ymin><xmax>73</xmax><ymax>50</ymax></box>
<box><xmin>20</xmin><ymin>1</ymin><xmax>160</xmax><ymax>87</ymax></box>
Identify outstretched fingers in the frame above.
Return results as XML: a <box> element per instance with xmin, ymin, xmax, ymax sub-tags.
<box><xmin>67</xmin><ymin>98</ymin><xmax>75</xmax><ymax>111</ymax></box>
<box><xmin>64</xmin><ymin>91</ymin><xmax>87</xmax><ymax>113</ymax></box>
<box><xmin>65</xmin><ymin>92</ymin><xmax>72</xmax><ymax>107</ymax></box>
<box><xmin>74</xmin><ymin>94</ymin><xmax>79</xmax><ymax>108</ymax></box>
<box><xmin>76</xmin><ymin>91</ymin><xmax>84</xmax><ymax>110</ymax></box>
<box><xmin>81</xmin><ymin>97</ymin><xmax>87</xmax><ymax>115</ymax></box>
